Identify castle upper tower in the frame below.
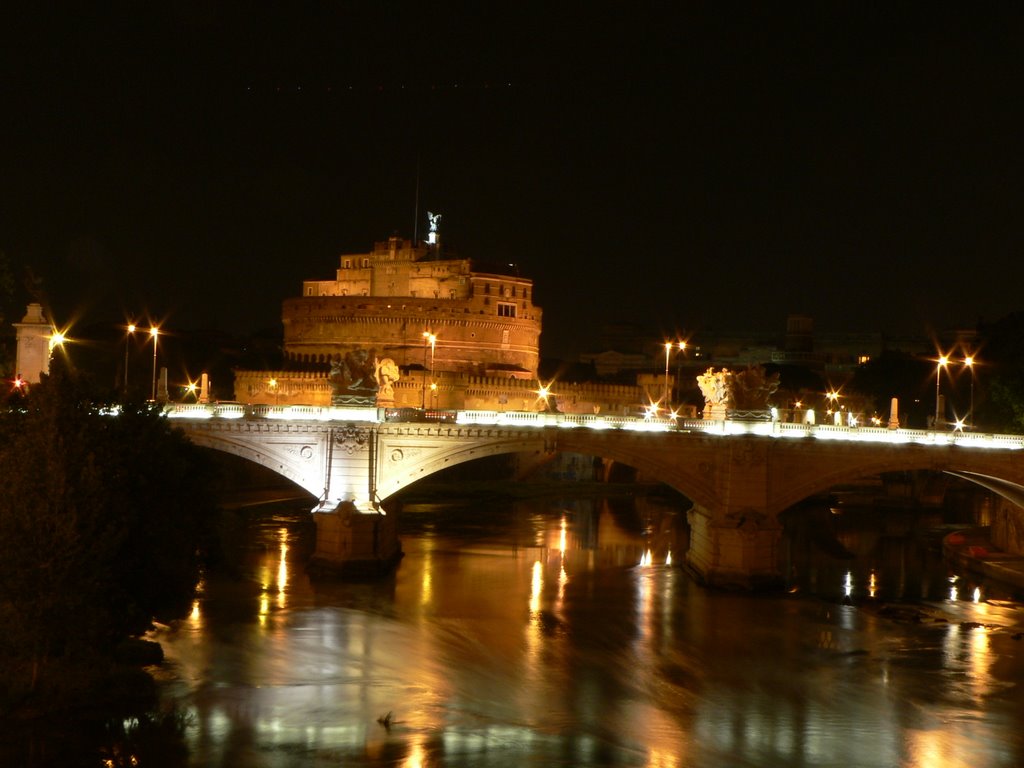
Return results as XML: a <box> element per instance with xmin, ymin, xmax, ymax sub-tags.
<box><xmin>282</xmin><ymin>223</ymin><xmax>542</xmax><ymax>377</ymax></box>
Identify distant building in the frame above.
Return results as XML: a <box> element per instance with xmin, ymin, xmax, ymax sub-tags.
<box><xmin>232</xmin><ymin>230</ymin><xmax>663</xmax><ymax>415</ymax></box>
<box><xmin>283</xmin><ymin>234</ymin><xmax>542</xmax><ymax>378</ymax></box>
<box><xmin>13</xmin><ymin>303</ymin><xmax>55</xmax><ymax>384</ymax></box>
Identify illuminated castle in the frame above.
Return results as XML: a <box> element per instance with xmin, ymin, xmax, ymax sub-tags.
<box><xmin>234</xmin><ymin>217</ymin><xmax>652</xmax><ymax>417</ymax></box>
<box><xmin>281</xmin><ymin>228</ymin><xmax>542</xmax><ymax>378</ymax></box>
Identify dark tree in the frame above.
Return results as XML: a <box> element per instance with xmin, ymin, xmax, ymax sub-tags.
<box><xmin>847</xmin><ymin>350</ymin><xmax>934</xmax><ymax>429</ymax></box>
<box><xmin>0</xmin><ymin>250</ymin><xmax>17</xmax><ymax>377</ymax></box>
<box><xmin>977</xmin><ymin>311</ymin><xmax>1024</xmax><ymax>432</ymax></box>
<box><xmin>0</xmin><ymin>358</ymin><xmax>216</xmax><ymax>711</ymax></box>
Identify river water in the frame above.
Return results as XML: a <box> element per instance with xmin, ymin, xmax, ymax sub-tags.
<box><xmin>145</xmin><ymin>491</ymin><xmax>1024</xmax><ymax>768</ymax></box>
<box><xmin>9</xmin><ymin>491</ymin><xmax>1024</xmax><ymax>767</ymax></box>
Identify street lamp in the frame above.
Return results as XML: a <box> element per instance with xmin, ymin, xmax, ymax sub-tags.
<box><xmin>48</xmin><ymin>330</ymin><xmax>66</xmax><ymax>353</ymax></box>
<box><xmin>150</xmin><ymin>326</ymin><xmax>160</xmax><ymax>402</ymax></box>
<box><xmin>963</xmin><ymin>356</ymin><xmax>975</xmax><ymax>430</ymax></box>
<box><xmin>675</xmin><ymin>341</ymin><xmax>687</xmax><ymax>406</ymax></box>
<box><xmin>421</xmin><ymin>331</ymin><xmax>436</xmax><ymax>409</ymax></box>
<box><xmin>537</xmin><ymin>383</ymin><xmax>553</xmax><ymax>412</ymax></box>
<box><xmin>269</xmin><ymin>378</ymin><xmax>279</xmax><ymax>405</ymax></box>
<box><xmin>663</xmin><ymin>340</ymin><xmax>688</xmax><ymax>409</ymax></box>
<box><xmin>934</xmin><ymin>354</ymin><xmax>949</xmax><ymax>428</ymax></box>
<box><xmin>124</xmin><ymin>323</ymin><xmax>137</xmax><ymax>394</ymax></box>
<box><xmin>663</xmin><ymin>342</ymin><xmax>672</xmax><ymax>407</ymax></box>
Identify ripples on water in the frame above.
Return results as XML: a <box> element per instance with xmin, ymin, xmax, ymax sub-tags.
<box><xmin>8</xmin><ymin>493</ymin><xmax>1024</xmax><ymax>767</ymax></box>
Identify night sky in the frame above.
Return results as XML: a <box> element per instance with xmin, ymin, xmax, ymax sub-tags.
<box><xmin>3</xmin><ymin>5</ymin><xmax>1024</xmax><ymax>359</ymax></box>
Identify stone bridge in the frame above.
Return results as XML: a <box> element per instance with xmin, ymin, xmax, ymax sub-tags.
<box><xmin>167</xmin><ymin>404</ymin><xmax>1024</xmax><ymax>588</ymax></box>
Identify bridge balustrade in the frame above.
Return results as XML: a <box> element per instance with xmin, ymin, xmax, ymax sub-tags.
<box><xmin>161</xmin><ymin>399</ymin><xmax>1024</xmax><ymax>589</ymax></box>
<box><xmin>161</xmin><ymin>403</ymin><xmax>1024</xmax><ymax>450</ymax></box>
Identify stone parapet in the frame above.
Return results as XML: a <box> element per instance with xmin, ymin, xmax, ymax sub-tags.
<box><xmin>234</xmin><ymin>369</ymin><xmax>650</xmax><ymax>416</ymax></box>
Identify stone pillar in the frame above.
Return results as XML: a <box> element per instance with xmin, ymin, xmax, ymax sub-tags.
<box><xmin>686</xmin><ymin>505</ymin><xmax>784</xmax><ymax>589</ymax></box>
<box><xmin>308</xmin><ymin>423</ymin><xmax>402</xmax><ymax>577</ymax></box>
<box><xmin>13</xmin><ymin>303</ymin><xmax>53</xmax><ymax>384</ymax></box>
<box><xmin>310</xmin><ymin>501</ymin><xmax>402</xmax><ymax>577</ymax></box>
<box><xmin>684</xmin><ymin>438</ymin><xmax>784</xmax><ymax>589</ymax></box>
<box><xmin>158</xmin><ymin>366</ymin><xmax>169</xmax><ymax>403</ymax></box>
<box><xmin>888</xmin><ymin>397</ymin><xmax>900</xmax><ymax>429</ymax></box>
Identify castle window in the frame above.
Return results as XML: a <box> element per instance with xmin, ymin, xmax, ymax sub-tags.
<box><xmin>449</xmin><ymin>289</ymin><xmax>456</xmax><ymax>299</ymax></box>
<box><xmin>362</xmin><ymin>258</ymin><xmax>370</xmax><ymax>268</ymax></box>
<box><xmin>343</xmin><ymin>259</ymin><xmax>352</xmax><ymax>269</ymax></box>
<box><xmin>306</xmin><ymin>287</ymin><xmax>313</xmax><ymax>296</ymax></box>
<box><xmin>484</xmin><ymin>283</ymin><xmax>491</xmax><ymax>295</ymax></box>
<box><xmin>497</xmin><ymin>302</ymin><xmax>516</xmax><ymax>318</ymax></box>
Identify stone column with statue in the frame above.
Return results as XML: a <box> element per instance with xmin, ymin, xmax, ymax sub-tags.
<box><xmin>697</xmin><ymin>365</ymin><xmax>779</xmax><ymax>421</ymax></box>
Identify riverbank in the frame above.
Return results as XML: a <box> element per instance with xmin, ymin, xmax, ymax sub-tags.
<box><xmin>944</xmin><ymin>527</ymin><xmax>1024</xmax><ymax>595</ymax></box>
<box><xmin>391</xmin><ymin>479</ymin><xmax>676</xmax><ymax>505</ymax></box>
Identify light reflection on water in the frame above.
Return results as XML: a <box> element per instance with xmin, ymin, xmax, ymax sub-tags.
<box><xmin>145</xmin><ymin>496</ymin><xmax>1024</xmax><ymax>767</ymax></box>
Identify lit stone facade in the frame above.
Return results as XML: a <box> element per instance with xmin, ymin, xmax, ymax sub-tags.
<box><xmin>233</xmin><ymin>369</ymin><xmax>672</xmax><ymax>418</ymax></box>
<box><xmin>283</xmin><ymin>236</ymin><xmax>542</xmax><ymax>377</ymax></box>
<box><xmin>234</xmin><ymin>234</ymin><xmax>668</xmax><ymax>417</ymax></box>
<box><xmin>13</xmin><ymin>303</ymin><xmax>54</xmax><ymax>384</ymax></box>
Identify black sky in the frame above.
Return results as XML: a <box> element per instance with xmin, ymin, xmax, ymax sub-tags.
<box><xmin>3</xmin><ymin>5</ymin><xmax>1024</xmax><ymax>358</ymax></box>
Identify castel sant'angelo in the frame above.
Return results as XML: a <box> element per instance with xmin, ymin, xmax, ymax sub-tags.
<box><xmin>234</xmin><ymin>216</ymin><xmax>651</xmax><ymax>415</ymax></box>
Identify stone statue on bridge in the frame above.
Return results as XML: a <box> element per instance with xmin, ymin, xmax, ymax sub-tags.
<box><xmin>731</xmin><ymin>365</ymin><xmax>780</xmax><ymax>410</ymax></box>
<box><xmin>697</xmin><ymin>365</ymin><xmax>779</xmax><ymax>419</ymax></box>
<box><xmin>697</xmin><ymin>368</ymin><xmax>732</xmax><ymax>407</ymax></box>
<box><xmin>374</xmin><ymin>357</ymin><xmax>400</xmax><ymax>405</ymax></box>
<box><xmin>329</xmin><ymin>349</ymin><xmax>380</xmax><ymax>406</ymax></box>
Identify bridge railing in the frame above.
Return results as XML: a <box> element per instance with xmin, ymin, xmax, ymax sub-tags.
<box><xmin>162</xmin><ymin>404</ymin><xmax>1024</xmax><ymax>449</ymax></box>
<box><xmin>678</xmin><ymin>416</ymin><xmax>1024</xmax><ymax>449</ymax></box>
<box><xmin>454</xmin><ymin>410</ymin><xmax>676</xmax><ymax>431</ymax></box>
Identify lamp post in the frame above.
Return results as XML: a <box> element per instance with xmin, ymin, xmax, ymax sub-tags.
<box><xmin>663</xmin><ymin>340</ymin><xmax>688</xmax><ymax>413</ymax></box>
<box><xmin>675</xmin><ymin>341</ymin><xmax>687</xmax><ymax>408</ymax></box>
<box><xmin>150</xmin><ymin>326</ymin><xmax>160</xmax><ymax>402</ymax></box>
<box><xmin>826</xmin><ymin>390</ymin><xmax>839</xmax><ymax>422</ymax></box>
<box><xmin>269</xmin><ymin>378</ymin><xmax>279</xmax><ymax>406</ymax></box>
<box><xmin>963</xmin><ymin>356</ymin><xmax>975</xmax><ymax>429</ymax></box>
<box><xmin>46</xmin><ymin>330</ymin><xmax>66</xmax><ymax>378</ymax></box>
<box><xmin>48</xmin><ymin>330</ymin><xmax>66</xmax><ymax>354</ymax></box>
<box><xmin>124</xmin><ymin>323</ymin><xmax>136</xmax><ymax>394</ymax></box>
<box><xmin>421</xmin><ymin>331</ymin><xmax>436</xmax><ymax>409</ymax></box>
<box><xmin>663</xmin><ymin>342</ymin><xmax>672</xmax><ymax>410</ymax></box>
<box><xmin>934</xmin><ymin>355</ymin><xmax>948</xmax><ymax>428</ymax></box>
<box><xmin>537</xmin><ymin>383</ymin><xmax>552</xmax><ymax>412</ymax></box>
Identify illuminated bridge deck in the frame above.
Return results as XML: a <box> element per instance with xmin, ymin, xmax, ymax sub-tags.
<box><xmin>164</xmin><ymin>403</ymin><xmax>1024</xmax><ymax>452</ymax></box>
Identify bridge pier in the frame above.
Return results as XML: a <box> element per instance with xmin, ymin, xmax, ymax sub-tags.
<box><xmin>169</xmin><ymin>407</ymin><xmax>1024</xmax><ymax>589</ymax></box>
<box><xmin>685</xmin><ymin>505</ymin><xmax>784</xmax><ymax>590</ymax></box>
<box><xmin>310</xmin><ymin>501</ymin><xmax>403</xmax><ymax>577</ymax></box>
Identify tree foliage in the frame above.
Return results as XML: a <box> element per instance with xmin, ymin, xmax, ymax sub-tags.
<box><xmin>0</xmin><ymin>358</ymin><xmax>217</xmax><ymax>710</ymax></box>
<box><xmin>847</xmin><ymin>350</ymin><xmax>933</xmax><ymax>429</ymax></box>
<box><xmin>977</xmin><ymin>311</ymin><xmax>1024</xmax><ymax>433</ymax></box>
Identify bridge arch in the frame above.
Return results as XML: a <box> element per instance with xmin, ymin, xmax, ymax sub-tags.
<box><xmin>181</xmin><ymin>428</ymin><xmax>326</xmax><ymax>499</ymax></box>
<box><xmin>374</xmin><ymin>427</ymin><xmax>720</xmax><ymax>509</ymax></box>
<box><xmin>169</xmin><ymin>410</ymin><xmax>1024</xmax><ymax>588</ymax></box>
<box><xmin>764</xmin><ymin>442</ymin><xmax>1024</xmax><ymax>515</ymax></box>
